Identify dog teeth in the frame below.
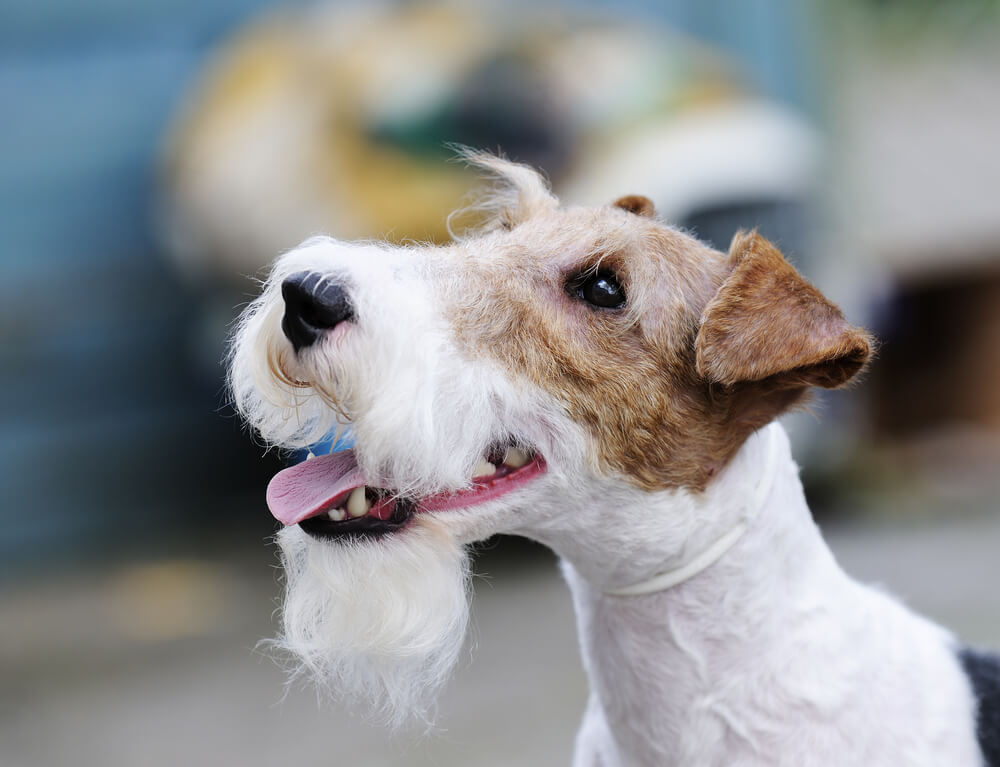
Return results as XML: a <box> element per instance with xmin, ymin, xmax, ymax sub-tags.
<box><xmin>306</xmin><ymin>451</ymin><xmax>316</xmax><ymax>461</ymax></box>
<box><xmin>472</xmin><ymin>459</ymin><xmax>496</xmax><ymax>479</ymax></box>
<box><xmin>503</xmin><ymin>447</ymin><xmax>530</xmax><ymax>468</ymax></box>
<box><xmin>346</xmin><ymin>486</ymin><xmax>371</xmax><ymax>518</ymax></box>
<box><xmin>327</xmin><ymin>507</ymin><xmax>346</xmax><ymax>522</ymax></box>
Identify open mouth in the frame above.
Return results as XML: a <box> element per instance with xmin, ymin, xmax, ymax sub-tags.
<box><xmin>266</xmin><ymin>445</ymin><xmax>546</xmax><ymax>541</ymax></box>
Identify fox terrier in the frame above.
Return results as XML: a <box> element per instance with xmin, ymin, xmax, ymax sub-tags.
<box><xmin>229</xmin><ymin>154</ymin><xmax>999</xmax><ymax>766</ymax></box>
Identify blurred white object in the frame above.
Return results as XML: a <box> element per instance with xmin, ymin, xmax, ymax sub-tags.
<box><xmin>564</xmin><ymin>100</ymin><xmax>818</xmax><ymax>224</ymax></box>
<box><xmin>160</xmin><ymin>2</ymin><xmax>819</xmax><ymax>286</ymax></box>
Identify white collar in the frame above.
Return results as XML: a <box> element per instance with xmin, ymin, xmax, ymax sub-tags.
<box><xmin>602</xmin><ymin>423</ymin><xmax>782</xmax><ymax>597</ymax></box>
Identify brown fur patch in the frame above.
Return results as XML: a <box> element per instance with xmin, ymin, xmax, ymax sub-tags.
<box><xmin>448</xmin><ymin>209</ymin><xmax>871</xmax><ymax>492</ymax></box>
<box><xmin>449</xmin><ymin>207</ymin><xmax>726</xmax><ymax>490</ymax></box>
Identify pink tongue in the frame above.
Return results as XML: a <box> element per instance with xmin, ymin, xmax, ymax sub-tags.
<box><xmin>265</xmin><ymin>451</ymin><xmax>366</xmax><ymax>525</ymax></box>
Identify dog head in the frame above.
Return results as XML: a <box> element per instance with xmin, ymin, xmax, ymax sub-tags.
<box><xmin>229</xmin><ymin>153</ymin><xmax>871</xmax><ymax>725</ymax></box>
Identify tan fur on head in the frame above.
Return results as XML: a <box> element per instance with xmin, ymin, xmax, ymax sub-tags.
<box><xmin>451</xmin><ymin>211</ymin><xmax>870</xmax><ymax>492</ymax></box>
<box><xmin>450</xmin><ymin>202</ymin><xmax>728</xmax><ymax>491</ymax></box>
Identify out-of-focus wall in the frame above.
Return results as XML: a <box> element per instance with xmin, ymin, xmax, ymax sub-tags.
<box><xmin>813</xmin><ymin>1</ymin><xmax>1000</xmax><ymax>505</ymax></box>
<box><xmin>0</xmin><ymin>0</ymin><xmax>289</xmax><ymax>567</ymax></box>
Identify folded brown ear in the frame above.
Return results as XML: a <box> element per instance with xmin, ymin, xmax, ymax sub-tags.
<box><xmin>696</xmin><ymin>231</ymin><xmax>872</xmax><ymax>390</ymax></box>
<box><xmin>612</xmin><ymin>194</ymin><xmax>655</xmax><ymax>218</ymax></box>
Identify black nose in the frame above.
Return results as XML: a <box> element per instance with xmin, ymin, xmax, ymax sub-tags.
<box><xmin>280</xmin><ymin>272</ymin><xmax>355</xmax><ymax>351</ymax></box>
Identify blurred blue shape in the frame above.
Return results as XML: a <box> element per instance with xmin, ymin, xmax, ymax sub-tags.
<box><xmin>295</xmin><ymin>432</ymin><xmax>354</xmax><ymax>464</ymax></box>
<box><xmin>579</xmin><ymin>0</ymin><xmax>813</xmax><ymax>111</ymax></box>
<box><xmin>0</xmin><ymin>0</ymin><xmax>288</xmax><ymax>566</ymax></box>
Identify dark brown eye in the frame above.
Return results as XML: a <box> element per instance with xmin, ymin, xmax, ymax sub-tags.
<box><xmin>574</xmin><ymin>271</ymin><xmax>626</xmax><ymax>309</ymax></box>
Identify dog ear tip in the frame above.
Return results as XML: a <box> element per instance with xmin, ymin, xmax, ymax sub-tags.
<box><xmin>844</xmin><ymin>328</ymin><xmax>877</xmax><ymax>370</ymax></box>
<box><xmin>611</xmin><ymin>194</ymin><xmax>656</xmax><ymax>218</ymax></box>
<box><xmin>728</xmin><ymin>229</ymin><xmax>763</xmax><ymax>256</ymax></box>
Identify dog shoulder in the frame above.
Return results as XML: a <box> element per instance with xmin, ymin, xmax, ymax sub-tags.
<box><xmin>958</xmin><ymin>646</ymin><xmax>1000</xmax><ymax>766</ymax></box>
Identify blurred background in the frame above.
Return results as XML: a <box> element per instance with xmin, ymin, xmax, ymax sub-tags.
<box><xmin>2</xmin><ymin>0</ymin><xmax>999</xmax><ymax>764</ymax></box>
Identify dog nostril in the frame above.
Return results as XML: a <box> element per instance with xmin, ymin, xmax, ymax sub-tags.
<box><xmin>280</xmin><ymin>272</ymin><xmax>355</xmax><ymax>352</ymax></box>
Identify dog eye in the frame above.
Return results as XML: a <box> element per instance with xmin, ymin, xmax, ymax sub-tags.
<box><xmin>573</xmin><ymin>271</ymin><xmax>626</xmax><ymax>309</ymax></box>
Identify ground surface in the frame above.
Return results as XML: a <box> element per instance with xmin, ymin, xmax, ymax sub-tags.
<box><xmin>2</xmin><ymin>508</ymin><xmax>1000</xmax><ymax>767</ymax></box>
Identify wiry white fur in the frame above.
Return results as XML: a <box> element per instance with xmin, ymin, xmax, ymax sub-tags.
<box><xmin>228</xmin><ymin>239</ymin><xmax>351</xmax><ymax>448</ymax></box>
<box><xmin>230</xmin><ymin>235</ymin><xmax>567</xmax><ymax>498</ymax></box>
<box><xmin>230</xmin><ymin>156</ymin><xmax>986</xmax><ymax>765</ymax></box>
<box><xmin>447</xmin><ymin>148</ymin><xmax>559</xmax><ymax>240</ymax></box>
<box><xmin>274</xmin><ymin>521</ymin><xmax>470</xmax><ymax>729</ymax></box>
<box><xmin>562</xmin><ymin>427</ymin><xmax>981</xmax><ymax>767</ymax></box>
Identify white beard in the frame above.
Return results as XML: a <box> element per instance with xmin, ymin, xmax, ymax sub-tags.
<box><xmin>273</xmin><ymin>520</ymin><xmax>472</xmax><ymax>729</ymax></box>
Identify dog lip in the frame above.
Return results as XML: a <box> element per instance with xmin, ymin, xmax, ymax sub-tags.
<box><xmin>416</xmin><ymin>455</ymin><xmax>546</xmax><ymax>513</ymax></box>
<box><xmin>298</xmin><ymin>497</ymin><xmax>415</xmax><ymax>541</ymax></box>
<box><xmin>265</xmin><ymin>450</ymin><xmax>547</xmax><ymax>528</ymax></box>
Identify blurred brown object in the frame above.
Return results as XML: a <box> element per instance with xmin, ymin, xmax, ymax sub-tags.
<box><xmin>825</xmin><ymin>18</ymin><xmax>1000</xmax><ymax>499</ymax></box>
<box><xmin>872</xmin><ymin>265</ymin><xmax>1000</xmax><ymax>437</ymax></box>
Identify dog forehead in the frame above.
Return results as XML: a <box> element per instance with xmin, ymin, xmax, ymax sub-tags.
<box><xmin>435</xmin><ymin>204</ymin><xmax>720</xmax><ymax>359</ymax></box>
<box><xmin>450</xmin><ymin>205</ymin><xmax>712</xmax><ymax>284</ymax></box>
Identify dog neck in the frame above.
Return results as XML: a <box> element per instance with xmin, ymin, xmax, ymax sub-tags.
<box><xmin>520</xmin><ymin>423</ymin><xmax>789</xmax><ymax>593</ymax></box>
<box><xmin>602</xmin><ymin>423</ymin><xmax>782</xmax><ymax>596</ymax></box>
<box><xmin>552</xmin><ymin>424</ymin><xmax>852</xmax><ymax>765</ymax></box>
